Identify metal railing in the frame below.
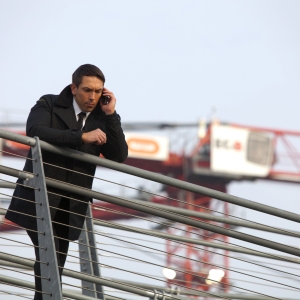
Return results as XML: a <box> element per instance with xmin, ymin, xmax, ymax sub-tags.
<box><xmin>0</xmin><ymin>129</ymin><xmax>300</xmax><ymax>299</ymax></box>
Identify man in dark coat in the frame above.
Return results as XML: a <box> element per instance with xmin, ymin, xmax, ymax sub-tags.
<box><xmin>5</xmin><ymin>64</ymin><xmax>128</xmax><ymax>299</ymax></box>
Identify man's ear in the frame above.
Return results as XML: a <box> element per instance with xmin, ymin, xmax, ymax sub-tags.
<box><xmin>70</xmin><ymin>84</ymin><xmax>77</xmax><ymax>95</ymax></box>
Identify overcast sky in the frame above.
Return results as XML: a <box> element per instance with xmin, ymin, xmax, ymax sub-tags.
<box><xmin>1</xmin><ymin>1</ymin><xmax>300</xmax><ymax>299</ymax></box>
<box><xmin>1</xmin><ymin>1</ymin><xmax>300</xmax><ymax>128</ymax></box>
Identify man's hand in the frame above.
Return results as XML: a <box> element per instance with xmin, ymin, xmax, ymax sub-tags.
<box><xmin>100</xmin><ymin>87</ymin><xmax>116</xmax><ymax>115</ymax></box>
<box><xmin>82</xmin><ymin>129</ymin><xmax>107</xmax><ymax>145</ymax></box>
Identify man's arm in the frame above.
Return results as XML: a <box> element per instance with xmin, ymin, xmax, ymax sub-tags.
<box><xmin>27</xmin><ymin>87</ymin><xmax>128</xmax><ymax>162</ymax></box>
<box><xmin>92</xmin><ymin>87</ymin><xmax>128</xmax><ymax>162</ymax></box>
<box><xmin>101</xmin><ymin>111</ymin><xmax>128</xmax><ymax>163</ymax></box>
<box><xmin>26</xmin><ymin>97</ymin><xmax>83</xmax><ymax>147</ymax></box>
<box><xmin>81</xmin><ymin>86</ymin><xmax>116</xmax><ymax>146</ymax></box>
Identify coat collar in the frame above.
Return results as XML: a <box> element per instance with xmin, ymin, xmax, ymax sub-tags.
<box><xmin>53</xmin><ymin>85</ymin><xmax>106</xmax><ymax>129</ymax></box>
<box><xmin>53</xmin><ymin>85</ymin><xmax>77</xmax><ymax>129</ymax></box>
<box><xmin>56</xmin><ymin>85</ymin><xmax>74</xmax><ymax>108</ymax></box>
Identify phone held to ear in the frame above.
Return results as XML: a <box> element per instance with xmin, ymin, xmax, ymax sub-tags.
<box><xmin>101</xmin><ymin>95</ymin><xmax>110</xmax><ymax>105</ymax></box>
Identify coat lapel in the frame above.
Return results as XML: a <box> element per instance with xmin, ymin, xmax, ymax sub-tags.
<box><xmin>53</xmin><ymin>85</ymin><xmax>78</xmax><ymax>129</ymax></box>
<box><xmin>54</xmin><ymin>106</ymin><xmax>77</xmax><ymax>129</ymax></box>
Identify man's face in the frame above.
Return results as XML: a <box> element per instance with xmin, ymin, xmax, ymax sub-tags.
<box><xmin>71</xmin><ymin>76</ymin><xmax>104</xmax><ymax>112</ymax></box>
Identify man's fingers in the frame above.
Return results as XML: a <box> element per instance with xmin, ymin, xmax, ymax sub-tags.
<box><xmin>102</xmin><ymin>88</ymin><xmax>116</xmax><ymax>103</ymax></box>
<box><xmin>94</xmin><ymin>130</ymin><xmax>106</xmax><ymax>145</ymax></box>
<box><xmin>82</xmin><ymin>129</ymin><xmax>106</xmax><ymax>145</ymax></box>
<box><xmin>95</xmin><ymin>130</ymin><xmax>106</xmax><ymax>143</ymax></box>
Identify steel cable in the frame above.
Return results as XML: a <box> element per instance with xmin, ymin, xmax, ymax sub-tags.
<box><xmin>49</xmin><ymin>230</ymin><xmax>234</xmax><ymax>300</ymax></box>
<box><xmin>42</xmin><ymin>161</ymin><xmax>300</xmax><ymax>239</ymax></box>
<box><xmin>0</xmin><ymin>178</ymin><xmax>39</xmax><ymax>192</ymax></box>
<box><xmin>0</xmin><ymin>237</ymin><xmax>290</xmax><ymax>300</ymax></box>
<box><xmin>103</xmin><ymin>268</ymin><xmax>300</xmax><ymax>293</ymax></box>
<box><xmin>90</xmin><ymin>202</ymin><xmax>300</xmax><ymax>265</ymax></box>
<box><xmin>233</xmin><ymin>256</ymin><xmax>300</xmax><ymax>272</ymax></box>
<box><xmin>46</xmin><ymin>188</ymin><xmax>300</xmax><ymax>268</ymax></box>
<box><xmin>0</xmin><ymin>219</ymin><xmax>42</xmax><ymax>235</ymax></box>
<box><xmin>0</xmin><ymin>280</ymin><xmax>50</xmax><ymax>297</ymax></box>
<box><xmin>50</xmin><ymin>200</ymin><xmax>296</xmax><ymax>280</ymax></box>
<box><xmin>0</xmin><ymin>236</ymin><xmax>45</xmax><ymax>251</ymax></box>
<box><xmin>2</xmin><ymin>208</ymin><xmax>41</xmax><ymax>222</ymax></box>
<box><xmin>0</xmin><ymin>226</ymin><xmax>216</xmax><ymax>298</ymax></box>
<box><xmin>0</xmin><ymin>244</ymin><xmax>29</xmax><ymax>247</ymax></box>
<box><xmin>54</xmin><ymin>229</ymin><xmax>235</xmax><ymax>299</ymax></box>
<box><xmin>95</xmin><ymin>244</ymin><xmax>300</xmax><ymax>284</ymax></box>
<box><xmin>0</xmin><ymin>265</ymin><xmax>48</xmax><ymax>281</ymax></box>
<box><xmin>34</xmin><ymin>192</ymin><xmax>297</xmax><ymax>289</ymax></box>
<box><xmin>1</xmin><ymin>163</ymin><xmax>298</xmax><ymax>296</ymax></box>
<box><xmin>93</xmin><ymin>219</ymin><xmax>300</xmax><ymax>280</ymax></box>
<box><xmin>229</xmin><ymin>265</ymin><xmax>300</xmax><ymax>283</ymax></box>
<box><xmin>2</xmin><ymin>162</ymin><xmax>300</xmax><ymax>265</ymax></box>
<box><xmin>229</xmin><ymin>276</ymin><xmax>300</xmax><ymax>292</ymax></box>
<box><xmin>58</xmin><ymin>253</ymin><xmax>233</xmax><ymax>300</ymax></box>
<box><xmin>51</xmin><ymin>220</ymin><xmax>291</xmax><ymax>300</ymax></box>
<box><xmin>0</xmin><ymin>149</ymin><xmax>32</xmax><ymax>160</ymax></box>
<box><xmin>91</xmin><ymin>225</ymin><xmax>300</xmax><ymax>292</ymax></box>
<box><xmin>61</xmin><ymin>281</ymin><xmax>98</xmax><ymax>298</ymax></box>
<box><xmin>62</xmin><ymin>281</ymin><xmax>125</xmax><ymax>300</ymax></box>
<box><xmin>0</xmin><ymin>289</ymin><xmax>32</xmax><ymax>299</ymax></box>
<box><xmin>0</xmin><ymin>191</ymin><xmax>39</xmax><ymax>204</ymax></box>
<box><xmin>2</xmin><ymin>193</ymin><xmax>300</xmax><ymax>294</ymax></box>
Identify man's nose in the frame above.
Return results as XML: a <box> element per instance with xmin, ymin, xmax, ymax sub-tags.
<box><xmin>89</xmin><ymin>91</ymin><xmax>95</xmax><ymax>100</ymax></box>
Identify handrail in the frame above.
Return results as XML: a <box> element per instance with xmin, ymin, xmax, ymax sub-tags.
<box><xmin>1</xmin><ymin>181</ymin><xmax>300</xmax><ymax>238</ymax></box>
<box><xmin>0</xmin><ymin>129</ymin><xmax>299</xmax><ymax>223</ymax></box>
<box><xmin>1</xmin><ymin>128</ymin><xmax>300</xmax><ymax>300</ymax></box>
<box><xmin>1</xmin><ymin>164</ymin><xmax>300</xmax><ymax>257</ymax></box>
<box><xmin>0</xmin><ymin>256</ymin><xmax>298</xmax><ymax>300</ymax></box>
<box><xmin>0</xmin><ymin>209</ymin><xmax>297</xmax><ymax>262</ymax></box>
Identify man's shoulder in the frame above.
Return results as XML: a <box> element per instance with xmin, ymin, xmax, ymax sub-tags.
<box><xmin>36</xmin><ymin>94</ymin><xmax>59</xmax><ymax>108</ymax></box>
<box><xmin>38</xmin><ymin>86</ymin><xmax>73</xmax><ymax>108</ymax></box>
<box><xmin>39</xmin><ymin>94</ymin><xmax>58</xmax><ymax>102</ymax></box>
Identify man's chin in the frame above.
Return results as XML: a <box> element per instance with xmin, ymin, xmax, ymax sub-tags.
<box><xmin>85</xmin><ymin>106</ymin><xmax>95</xmax><ymax>112</ymax></box>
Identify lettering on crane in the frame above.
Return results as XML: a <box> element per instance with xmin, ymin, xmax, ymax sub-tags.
<box><xmin>215</xmin><ymin>139</ymin><xmax>242</xmax><ymax>151</ymax></box>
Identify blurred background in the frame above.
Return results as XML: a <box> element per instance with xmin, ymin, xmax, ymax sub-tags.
<box><xmin>0</xmin><ymin>1</ymin><xmax>300</xmax><ymax>299</ymax></box>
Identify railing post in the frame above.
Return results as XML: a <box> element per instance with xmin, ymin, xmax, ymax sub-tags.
<box><xmin>79</xmin><ymin>220</ymin><xmax>96</xmax><ymax>297</ymax></box>
<box><xmin>28</xmin><ymin>137</ymin><xmax>62</xmax><ymax>299</ymax></box>
<box><xmin>79</xmin><ymin>205</ymin><xmax>105</xmax><ymax>299</ymax></box>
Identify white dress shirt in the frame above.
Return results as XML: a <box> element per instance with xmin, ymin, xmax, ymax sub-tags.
<box><xmin>73</xmin><ymin>98</ymin><xmax>91</xmax><ymax>128</ymax></box>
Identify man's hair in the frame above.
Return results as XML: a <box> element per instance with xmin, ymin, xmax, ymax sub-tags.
<box><xmin>72</xmin><ymin>64</ymin><xmax>105</xmax><ymax>86</ymax></box>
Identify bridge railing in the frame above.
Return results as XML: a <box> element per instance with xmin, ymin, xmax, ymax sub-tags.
<box><xmin>0</xmin><ymin>128</ymin><xmax>300</xmax><ymax>300</ymax></box>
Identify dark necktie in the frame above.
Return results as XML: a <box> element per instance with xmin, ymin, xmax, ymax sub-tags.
<box><xmin>77</xmin><ymin>112</ymin><xmax>86</xmax><ymax>129</ymax></box>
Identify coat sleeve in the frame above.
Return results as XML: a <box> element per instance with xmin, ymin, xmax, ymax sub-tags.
<box><xmin>26</xmin><ymin>98</ymin><xmax>82</xmax><ymax>147</ymax></box>
<box><xmin>100</xmin><ymin>112</ymin><xmax>128</xmax><ymax>163</ymax></box>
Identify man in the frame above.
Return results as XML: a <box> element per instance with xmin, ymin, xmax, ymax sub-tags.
<box><xmin>5</xmin><ymin>64</ymin><xmax>128</xmax><ymax>299</ymax></box>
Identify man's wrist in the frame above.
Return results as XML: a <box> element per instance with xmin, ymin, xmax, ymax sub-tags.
<box><xmin>81</xmin><ymin>132</ymin><xmax>86</xmax><ymax>143</ymax></box>
<box><xmin>103</xmin><ymin>109</ymin><xmax>116</xmax><ymax>115</ymax></box>
<box><xmin>104</xmin><ymin>111</ymin><xmax>121</xmax><ymax>122</ymax></box>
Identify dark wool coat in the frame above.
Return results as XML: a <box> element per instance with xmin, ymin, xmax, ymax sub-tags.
<box><xmin>6</xmin><ymin>85</ymin><xmax>128</xmax><ymax>240</ymax></box>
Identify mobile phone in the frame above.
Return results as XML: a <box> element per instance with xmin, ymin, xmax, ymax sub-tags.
<box><xmin>101</xmin><ymin>95</ymin><xmax>110</xmax><ymax>105</ymax></box>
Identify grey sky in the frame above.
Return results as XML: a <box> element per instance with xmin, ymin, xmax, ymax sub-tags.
<box><xmin>0</xmin><ymin>1</ymin><xmax>300</xmax><ymax>299</ymax></box>
<box><xmin>1</xmin><ymin>1</ymin><xmax>299</xmax><ymax>128</ymax></box>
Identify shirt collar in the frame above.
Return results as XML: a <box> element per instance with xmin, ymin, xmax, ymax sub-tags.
<box><xmin>73</xmin><ymin>98</ymin><xmax>91</xmax><ymax>118</ymax></box>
